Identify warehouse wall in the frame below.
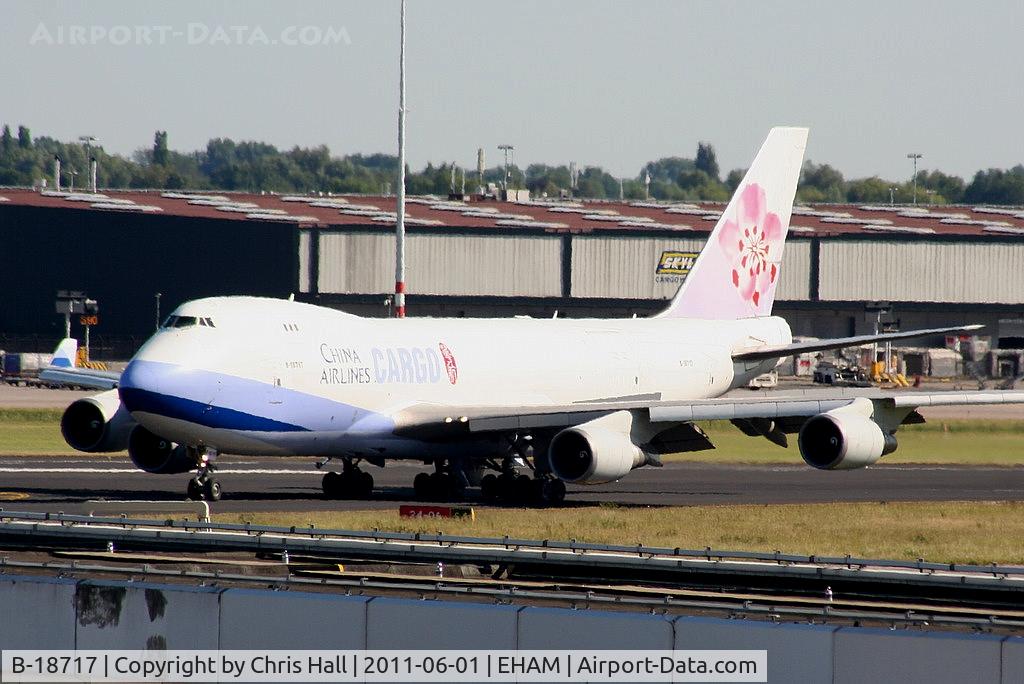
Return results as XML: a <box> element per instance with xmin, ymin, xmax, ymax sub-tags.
<box><xmin>0</xmin><ymin>574</ymin><xmax>1020</xmax><ymax>684</ymax></box>
<box><xmin>0</xmin><ymin>205</ymin><xmax>299</xmax><ymax>335</ymax></box>
<box><xmin>819</xmin><ymin>241</ymin><xmax>1024</xmax><ymax>304</ymax></box>
<box><xmin>5</xmin><ymin>200</ymin><xmax>1024</xmax><ymax>343</ymax></box>
<box><xmin>317</xmin><ymin>232</ymin><xmax>562</xmax><ymax>297</ymax></box>
<box><xmin>570</xmin><ymin>236</ymin><xmax>811</xmax><ymax>301</ymax></box>
<box><xmin>298</xmin><ymin>231</ymin><xmax>312</xmax><ymax>294</ymax></box>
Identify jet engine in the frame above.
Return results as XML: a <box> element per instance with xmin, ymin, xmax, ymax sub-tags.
<box><xmin>60</xmin><ymin>389</ymin><xmax>137</xmax><ymax>453</ymax></box>
<box><xmin>549</xmin><ymin>411</ymin><xmax>650</xmax><ymax>484</ymax></box>
<box><xmin>798</xmin><ymin>399</ymin><xmax>897</xmax><ymax>470</ymax></box>
<box><xmin>127</xmin><ymin>425</ymin><xmax>195</xmax><ymax>474</ymax></box>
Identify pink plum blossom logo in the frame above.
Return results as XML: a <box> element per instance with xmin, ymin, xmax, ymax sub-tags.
<box><xmin>718</xmin><ymin>183</ymin><xmax>783</xmax><ymax>308</ymax></box>
<box><xmin>438</xmin><ymin>343</ymin><xmax>458</xmax><ymax>385</ymax></box>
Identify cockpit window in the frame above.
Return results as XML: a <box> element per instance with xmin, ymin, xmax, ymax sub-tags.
<box><xmin>162</xmin><ymin>315</ymin><xmax>213</xmax><ymax>329</ymax></box>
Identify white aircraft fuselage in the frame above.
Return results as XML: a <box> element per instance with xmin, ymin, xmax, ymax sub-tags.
<box><xmin>119</xmin><ymin>296</ymin><xmax>789</xmax><ymax>459</ymax></box>
<box><xmin>60</xmin><ymin>129</ymin><xmax>1024</xmax><ymax>503</ymax></box>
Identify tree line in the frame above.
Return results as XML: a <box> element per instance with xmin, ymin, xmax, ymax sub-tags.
<box><xmin>1</xmin><ymin>124</ymin><xmax>1022</xmax><ymax>205</ymax></box>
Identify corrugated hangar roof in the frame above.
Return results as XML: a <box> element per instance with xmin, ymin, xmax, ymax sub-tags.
<box><xmin>1</xmin><ymin>188</ymin><xmax>1023</xmax><ymax>238</ymax></box>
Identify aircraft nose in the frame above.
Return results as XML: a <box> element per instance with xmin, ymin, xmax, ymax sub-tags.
<box><xmin>118</xmin><ymin>359</ymin><xmax>165</xmax><ymax>414</ymax></box>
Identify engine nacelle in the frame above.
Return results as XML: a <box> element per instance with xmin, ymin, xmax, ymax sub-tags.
<box><xmin>798</xmin><ymin>399</ymin><xmax>897</xmax><ymax>470</ymax></box>
<box><xmin>127</xmin><ymin>425</ymin><xmax>195</xmax><ymax>474</ymax></box>
<box><xmin>549</xmin><ymin>412</ymin><xmax>648</xmax><ymax>484</ymax></box>
<box><xmin>60</xmin><ymin>389</ymin><xmax>137</xmax><ymax>453</ymax></box>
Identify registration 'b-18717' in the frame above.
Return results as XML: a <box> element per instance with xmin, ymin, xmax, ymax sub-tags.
<box><xmin>56</xmin><ymin>128</ymin><xmax>1024</xmax><ymax>504</ymax></box>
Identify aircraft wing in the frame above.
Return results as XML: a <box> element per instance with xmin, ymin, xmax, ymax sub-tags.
<box><xmin>392</xmin><ymin>388</ymin><xmax>1024</xmax><ymax>440</ymax></box>
<box><xmin>34</xmin><ymin>337</ymin><xmax>121</xmax><ymax>390</ymax></box>
<box><xmin>731</xmin><ymin>325</ymin><xmax>983</xmax><ymax>362</ymax></box>
<box><xmin>38</xmin><ymin>366</ymin><xmax>120</xmax><ymax>390</ymax></box>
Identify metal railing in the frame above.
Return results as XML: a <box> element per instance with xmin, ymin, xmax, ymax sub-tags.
<box><xmin>1</xmin><ymin>510</ymin><xmax>1022</xmax><ymax>592</ymax></box>
<box><xmin>1</xmin><ymin>555</ymin><xmax>1019</xmax><ymax>631</ymax></box>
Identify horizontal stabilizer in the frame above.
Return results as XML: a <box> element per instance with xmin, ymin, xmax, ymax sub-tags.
<box><xmin>39</xmin><ymin>367</ymin><xmax>120</xmax><ymax>390</ymax></box>
<box><xmin>732</xmin><ymin>325</ymin><xmax>984</xmax><ymax>362</ymax></box>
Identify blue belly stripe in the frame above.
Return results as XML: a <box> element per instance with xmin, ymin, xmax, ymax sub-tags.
<box><xmin>119</xmin><ymin>387</ymin><xmax>309</xmax><ymax>433</ymax></box>
<box><xmin>118</xmin><ymin>359</ymin><xmax>395</xmax><ymax>434</ymax></box>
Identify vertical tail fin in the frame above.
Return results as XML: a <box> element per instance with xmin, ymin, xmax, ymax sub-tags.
<box><xmin>51</xmin><ymin>338</ymin><xmax>78</xmax><ymax>368</ymax></box>
<box><xmin>658</xmin><ymin>127</ymin><xmax>808</xmax><ymax>319</ymax></box>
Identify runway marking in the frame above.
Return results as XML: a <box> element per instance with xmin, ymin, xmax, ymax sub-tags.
<box><xmin>0</xmin><ymin>467</ymin><xmax>321</xmax><ymax>475</ymax></box>
<box><xmin>0</xmin><ymin>492</ymin><xmax>30</xmax><ymax>501</ymax></box>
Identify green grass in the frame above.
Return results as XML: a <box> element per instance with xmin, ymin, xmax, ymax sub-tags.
<box><xmin>0</xmin><ymin>408</ymin><xmax>64</xmax><ymax>423</ymax></box>
<box><xmin>219</xmin><ymin>501</ymin><xmax>1024</xmax><ymax>566</ymax></box>
<box><xmin>0</xmin><ymin>408</ymin><xmax>1021</xmax><ymax>463</ymax></box>
<box><xmin>0</xmin><ymin>409</ymin><xmax>79</xmax><ymax>455</ymax></box>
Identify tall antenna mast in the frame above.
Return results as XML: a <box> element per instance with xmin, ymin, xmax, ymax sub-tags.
<box><xmin>394</xmin><ymin>0</ymin><xmax>408</xmax><ymax>318</ymax></box>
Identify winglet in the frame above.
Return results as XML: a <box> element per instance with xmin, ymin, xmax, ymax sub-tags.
<box><xmin>658</xmin><ymin>127</ymin><xmax>808</xmax><ymax>320</ymax></box>
<box><xmin>51</xmin><ymin>338</ymin><xmax>78</xmax><ymax>368</ymax></box>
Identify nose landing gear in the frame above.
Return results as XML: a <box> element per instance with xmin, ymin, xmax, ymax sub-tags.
<box><xmin>186</xmin><ymin>448</ymin><xmax>221</xmax><ymax>502</ymax></box>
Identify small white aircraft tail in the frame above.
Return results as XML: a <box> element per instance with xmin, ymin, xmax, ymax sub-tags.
<box><xmin>51</xmin><ymin>338</ymin><xmax>78</xmax><ymax>368</ymax></box>
<box><xmin>659</xmin><ymin>127</ymin><xmax>808</xmax><ymax>320</ymax></box>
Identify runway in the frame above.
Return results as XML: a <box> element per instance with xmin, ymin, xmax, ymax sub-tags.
<box><xmin>0</xmin><ymin>455</ymin><xmax>1021</xmax><ymax>513</ymax></box>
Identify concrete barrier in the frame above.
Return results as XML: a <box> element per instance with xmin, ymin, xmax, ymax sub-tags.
<box><xmin>0</xmin><ymin>571</ymin><xmax>1020</xmax><ymax>682</ymax></box>
<box><xmin>1002</xmin><ymin>637</ymin><xmax>1024</xmax><ymax>684</ymax></box>
<box><xmin>518</xmin><ymin>606</ymin><xmax>674</xmax><ymax>650</ymax></box>
<box><xmin>674</xmin><ymin>616</ymin><xmax>836</xmax><ymax>683</ymax></box>
<box><xmin>219</xmin><ymin>589</ymin><xmax>370</xmax><ymax>649</ymax></box>
<box><xmin>833</xmin><ymin>627</ymin><xmax>1004</xmax><ymax>684</ymax></box>
<box><xmin>0</xmin><ymin>576</ymin><xmax>77</xmax><ymax>650</ymax></box>
<box><xmin>366</xmin><ymin>598</ymin><xmax>519</xmax><ymax>650</ymax></box>
<box><xmin>73</xmin><ymin>580</ymin><xmax>221</xmax><ymax>650</ymax></box>
<box><xmin>85</xmin><ymin>500</ymin><xmax>211</xmax><ymax>522</ymax></box>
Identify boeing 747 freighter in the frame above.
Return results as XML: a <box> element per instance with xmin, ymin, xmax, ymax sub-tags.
<box><xmin>56</xmin><ymin>128</ymin><xmax>1024</xmax><ymax>503</ymax></box>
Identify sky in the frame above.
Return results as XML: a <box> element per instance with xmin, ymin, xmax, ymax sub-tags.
<box><xmin>1</xmin><ymin>0</ymin><xmax>1021</xmax><ymax>182</ymax></box>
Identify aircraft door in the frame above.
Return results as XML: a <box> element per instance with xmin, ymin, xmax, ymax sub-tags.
<box><xmin>638</xmin><ymin>340</ymin><xmax>712</xmax><ymax>399</ymax></box>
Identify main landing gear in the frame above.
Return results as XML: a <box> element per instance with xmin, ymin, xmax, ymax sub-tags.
<box><xmin>321</xmin><ymin>459</ymin><xmax>374</xmax><ymax>499</ymax></box>
<box><xmin>413</xmin><ymin>448</ymin><xmax>567</xmax><ymax>507</ymax></box>
<box><xmin>481</xmin><ymin>433</ymin><xmax>567</xmax><ymax>506</ymax></box>
<box><xmin>413</xmin><ymin>466</ymin><xmax>468</xmax><ymax>501</ymax></box>
<box><xmin>186</xmin><ymin>448</ymin><xmax>222</xmax><ymax>501</ymax></box>
<box><xmin>479</xmin><ymin>471</ymin><xmax>566</xmax><ymax>506</ymax></box>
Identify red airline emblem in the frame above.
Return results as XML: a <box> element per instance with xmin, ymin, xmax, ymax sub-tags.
<box><xmin>438</xmin><ymin>342</ymin><xmax>458</xmax><ymax>385</ymax></box>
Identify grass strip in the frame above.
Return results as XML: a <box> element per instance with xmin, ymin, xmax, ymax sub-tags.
<box><xmin>221</xmin><ymin>500</ymin><xmax>1024</xmax><ymax>567</ymax></box>
<box><xmin>0</xmin><ymin>408</ymin><xmax>1021</xmax><ymax>463</ymax></box>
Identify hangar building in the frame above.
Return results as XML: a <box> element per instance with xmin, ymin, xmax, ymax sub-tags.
<box><xmin>1</xmin><ymin>188</ymin><xmax>1023</xmax><ymax>357</ymax></box>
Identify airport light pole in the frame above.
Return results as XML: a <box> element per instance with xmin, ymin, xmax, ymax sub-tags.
<box><xmin>907</xmin><ymin>153</ymin><xmax>923</xmax><ymax>205</ymax></box>
<box><xmin>498</xmin><ymin>144</ymin><xmax>513</xmax><ymax>198</ymax></box>
<box><xmin>79</xmin><ymin>136</ymin><xmax>97</xmax><ymax>192</ymax></box>
<box><xmin>394</xmin><ymin>0</ymin><xmax>408</xmax><ymax>318</ymax></box>
<box><xmin>155</xmin><ymin>292</ymin><xmax>161</xmax><ymax>331</ymax></box>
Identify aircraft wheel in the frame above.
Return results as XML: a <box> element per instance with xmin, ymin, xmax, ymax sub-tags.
<box><xmin>495</xmin><ymin>473</ymin><xmax>517</xmax><ymax>502</ymax></box>
<box><xmin>322</xmin><ymin>471</ymin><xmax>342</xmax><ymax>499</ymax></box>
<box><xmin>432</xmin><ymin>472</ymin><xmax>452</xmax><ymax>501</ymax></box>
<box><xmin>540</xmin><ymin>478</ymin><xmax>566</xmax><ymax>506</ymax></box>
<box><xmin>480</xmin><ymin>474</ymin><xmax>499</xmax><ymax>502</ymax></box>
<box><xmin>413</xmin><ymin>472</ymin><xmax>432</xmax><ymax>499</ymax></box>
<box><xmin>186</xmin><ymin>478</ymin><xmax>203</xmax><ymax>501</ymax></box>
<box><xmin>202</xmin><ymin>478</ymin><xmax>222</xmax><ymax>502</ymax></box>
<box><xmin>356</xmin><ymin>471</ymin><xmax>374</xmax><ymax>498</ymax></box>
<box><xmin>513</xmin><ymin>474</ymin><xmax>533</xmax><ymax>504</ymax></box>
